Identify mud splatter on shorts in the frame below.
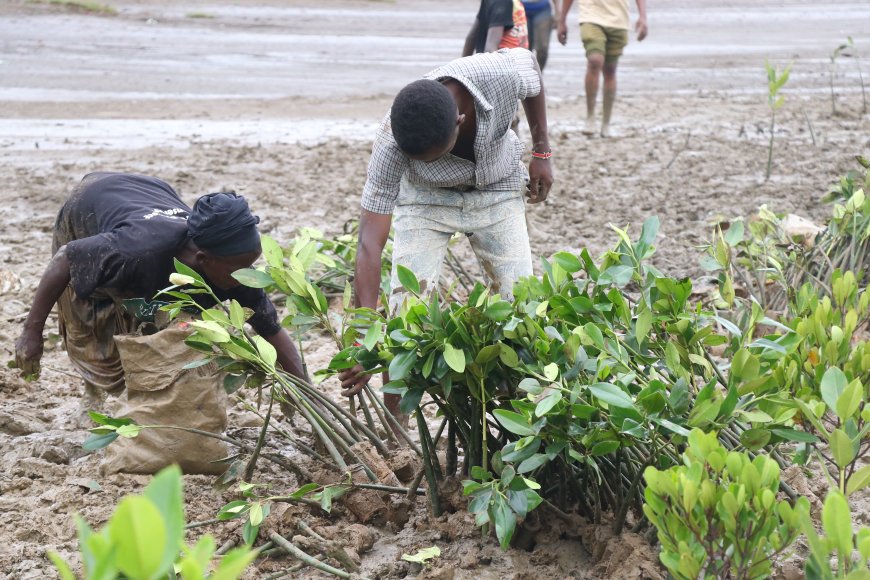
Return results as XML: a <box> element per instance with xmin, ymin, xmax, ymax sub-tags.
<box><xmin>389</xmin><ymin>177</ymin><xmax>533</xmax><ymax>312</ymax></box>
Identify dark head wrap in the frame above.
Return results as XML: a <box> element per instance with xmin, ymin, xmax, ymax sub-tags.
<box><xmin>187</xmin><ymin>192</ymin><xmax>261</xmax><ymax>256</ymax></box>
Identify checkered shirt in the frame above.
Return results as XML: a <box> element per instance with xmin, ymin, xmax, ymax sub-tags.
<box><xmin>361</xmin><ymin>48</ymin><xmax>542</xmax><ymax>215</ymax></box>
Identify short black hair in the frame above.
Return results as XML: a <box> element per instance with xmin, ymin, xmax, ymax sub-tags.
<box><xmin>390</xmin><ymin>79</ymin><xmax>457</xmax><ymax>156</ymax></box>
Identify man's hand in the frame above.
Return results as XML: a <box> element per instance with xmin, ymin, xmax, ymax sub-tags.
<box><xmin>635</xmin><ymin>18</ymin><xmax>648</xmax><ymax>41</ymax></box>
<box><xmin>527</xmin><ymin>158</ymin><xmax>554</xmax><ymax>204</ymax></box>
<box><xmin>557</xmin><ymin>20</ymin><xmax>568</xmax><ymax>45</ymax></box>
<box><xmin>14</xmin><ymin>329</ymin><xmax>43</xmax><ymax>380</ymax></box>
<box><xmin>339</xmin><ymin>364</ymin><xmax>371</xmax><ymax>397</ymax></box>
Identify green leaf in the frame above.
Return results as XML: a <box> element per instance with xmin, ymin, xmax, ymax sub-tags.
<box><xmin>217</xmin><ymin>500</ymin><xmax>250</xmax><ymax>520</ymax></box>
<box><xmin>723</xmin><ymin>220</ymin><xmax>744</xmax><ymax>246</ymax></box>
<box><xmin>652</xmin><ymin>417</ymin><xmax>691</xmax><ymax>437</ymax></box>
<box><xmin>739</xmin><ymin>428</ymin><xmax>771</xmax><ymax>451</ymax></box>
<box><xmin>820</xmin><ymin>367</ymin><xmax>848</xmax><ymax>412</ymax></box>
<box><xmin>231</xmin><ymin>268</ymin><xmax>274</xmax><ymax>289</ymax></box>
<box><xmin>517</xmin><ymin>453</ymin><xmax>550</xmax><ymax>474</ymax></box>
<box><xmin>770</xmin><ymin>428</ymin><xmax>819</xmax><ymax>443</ymax></box>
<box><xmin>836</xmin><ymin>380</ymin><xmax>862</xmax><ymax>421</ymax></box>
<box><xmin>211</xmin><ymin>547</ymin><xmax>257</xmax><ymax>580</ymax></box>
<box><xmin>83</xmin><ymin>431</ymin><xmax>119</xmax><ymax>451</ymax></box>
<box><xmin>583</xmin><ymin>323</ymin><xmax>605</xmax><ymax>349</ymax></box>
<box><xmin>261</xmin><ymin>235</ymin><xmax>284</xmax><ymax>268</ymax></box>
<box><xmin>242</xmin><ymin>520</ymin><xmax>259</xmax><ymax>546</ymax></box>
<box><xmin>831</xmin><ymin>429</ymin><xmax>856</xmax><ymax>469</ymax></box>
<box><xmin>188</xmin><ymin>320</ymin><xmax>231</xmax><ymax>343</ymax></box>
<box><xmin>396</xmin><ymin>265</ymin><xmax>421</xmax><ymax>296</ymax></box>
<box><xmin>182</xmin><ymin>358</ymin><xmax>212</xmax><ymax>370</ymax></box>
<box><xmin>731</xmin><ymin>349</ymin><xmax>759</xmax><ymax>382</ymax></box>
<box><xmin>638</xmin><ymin>216</ymin><xmax>660</xmax><ymax>250</ymax></box>
<box><xmin>493</xmin><ymin>500</ymin><xmax>517</xmax><ymax>549</ymax></box>
<box><xmin>47</xmin><ymin>552</ymin><xmax>75</xmax><ymax>580</ymax></box>
<box><xmin>737</xmin><ymin>409</ymin><xmax>773</xmax><ymax>423</ymax></box>
<box><xmin>713</xmin><ymin>315</ymin><xmax>742</xmax><ymax>338</ymax></box>
<box><xmin>362</xmin><ymin>322</ymin><xmax>384</xmax><ymax>351</ymax></box>
<box><xmin>588</xmin><ymin>383</ymin><xmax>635</xmax><ymax>409</ymax></box>
<box><xmin>401</xmin><ymin>546</ymin><xmax>441</xmax><ymax>563</ymax></box>
<box><xmin>822</xmin><ymin>491</ymin><xmax>853</xmax><ymax>558</ymax></box>
<box><xmin>494</xmin><ymin>410</ymin><xmax>535</xmax><ymax>436</ymax></box>
<box><xmin>142</xmin><ymin>466</ymin><xmax>184</xmax><ymax>575</ymax></box>
<box><xmin>551</xmin><ymin>251</ymin><xmax>582</xmax><ymax>273</ymax></box>
<box><xmin>635</xmin><ymin>308</ymin><xmax>652</xmax><ymax>344</ymax></box>
<box><xmin>475</xmin><ymin>344</ymin><xmax>501</xmax><ymax>365</ymax></box>
<box><xmin>248</xmin><ymin>502</ymin><xmax>264</xmax><ymax>526</ymax></box>
<box><xmin>173</xmin><ymin>258</ymin><xmax>206</xmax><ymax>286</ymax></box>
<box><xmin>109</xmin><ymin>496</ymin><xmax>167</xmax><ymax>580</ymax></box>
<box><xmin>543</xmin><ymin>363</ymin><xmax>558</xmax><ymax>382</ymax></box>
<box><xmin>847</xmin><ymin>465</ymin><xmax>870</xmax><ymax>496</ymax></box>
<box><xmin>229</xmin><ymin>300</ymin><xmax>246</xmax><ymax>329</ymax></box>
<box><xmin>88</xmin><ymin>412</ymin><xmax>133</xmax><ymax>428</ymax></box>
<box><xmin>535</xmin><ymin>389</ymin><xmax>562</xmax><ymax>417</ymax></box>
<box><xmin>289</xmin><ymin>483</ymin><xmax>320</xmax><ymax>499</ymax></box>
<box><xmin>388</xmin><ymin>350</ymin><xmax>417</xmax><ymax>381</ymax></box>
<box><xmin>252</xmin><ymin>336</ymin><xmax>277</xmax><ymax>368</ymax></box>
<box><xmin>443</xmin><ymin>343</ymin><xmax>466</xmax><ymax>373</ymax></box>
<box><xmin>598</xmin><ymin>265</ymin><xmax>634</xmax><ymax>287</ymax></box>
<box><xmin>590</xmin><ymin>440</ymin><xmax>620</xmax><ymax>456</ymax></box>
<box><xmin>484</xmin><ymin>301</ymin><xmax>513</xmax><ymax>321</ymax></box>
<box><xmin>518</xmin><ymin>378</ymin><xmax>542</xmax><ymax>395</ymax></box>
<box><xmin>498</xmin><ymin>344</ymin><xmax>519</xmax><ymax>368</ymax></box>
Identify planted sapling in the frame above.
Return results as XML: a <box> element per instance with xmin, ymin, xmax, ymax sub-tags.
<box><xmin>765</xmin><ymin>60</ymin><xmax>792</xmax><ymax>181</ymax></box>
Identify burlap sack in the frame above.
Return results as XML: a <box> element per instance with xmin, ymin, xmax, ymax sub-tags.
<box><xmin>100</xmin><ymin>321</ymin><xmax>229</xmax><ymax>475</ymax></box>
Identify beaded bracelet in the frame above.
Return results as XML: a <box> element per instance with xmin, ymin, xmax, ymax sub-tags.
<box><xmin>530</xmin><ymin>150</ymin><xmax>552</xmax><ymax>160</ymax></box>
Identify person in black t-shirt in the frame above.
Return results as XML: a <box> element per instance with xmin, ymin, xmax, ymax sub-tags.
<box><xmin>463</xmin><ymin>0</ymin><xmax>529</xmax><ymax>56</ymax></box>
<box><xmin>14</xmin><ymin>172</ymin><xmax>306</xmax><ymax>414</ymax></box>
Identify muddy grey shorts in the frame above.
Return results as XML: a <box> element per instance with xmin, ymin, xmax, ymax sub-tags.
<box><xmin>389</xmin><ymin>178</ymin><xmax>533</xmax><ymax>311</ymax></box>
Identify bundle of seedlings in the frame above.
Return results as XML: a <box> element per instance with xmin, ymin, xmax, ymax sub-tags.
<box><xmin>324</xmin><ymin>217</ymin><xmax>812</xmax><ymax>548</ymax></box>
<box><xmin>87</xmin><ymin>245</ymin><xmax>414</xmax><ymax>490</ymax></box>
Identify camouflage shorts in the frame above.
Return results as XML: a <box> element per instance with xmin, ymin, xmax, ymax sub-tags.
<box><xmin>389</xmin><ymin>178</ymin><xmax>533</xmax><ymax>312</ymax></box>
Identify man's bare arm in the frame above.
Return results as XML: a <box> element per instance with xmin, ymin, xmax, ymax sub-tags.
<box><xmin>15</xmin><ymin>246</ymin><xmax>73</xmax><ymax>378</ymax></box>
<box><xmin>521</xmin><ymin>59</ymin><xmax>554</xmax><ymax>203</ymax></box>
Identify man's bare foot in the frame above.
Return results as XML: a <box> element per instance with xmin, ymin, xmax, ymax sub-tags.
<box><xmin>582</xmin><ymin>117</ymin><xmax>597</xmax><ymax>136</ymax></box>
<box><xmin>600</xmin><ymin>123</ymin><xmax>612</xmax><ymax>138</ymax></box>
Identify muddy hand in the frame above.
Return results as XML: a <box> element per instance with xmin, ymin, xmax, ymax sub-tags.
<box><xmin>14</xmin><ymin>330</ymin><xmax>43</xmax><ymax>381</ymax></box>
<box><xmin>527</xmin><ymin>158</ymin><xmax>553</xmax><ymax>204</ymax></box>
<box><xmin>339</xmin><ymin>364</ymin><xmax>371</xmax><ymax>396</ymax></box>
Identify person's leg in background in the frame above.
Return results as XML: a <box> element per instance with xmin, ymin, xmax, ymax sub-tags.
<box><xmin>529</xmin><ymin>7</ymin><xmax>554</xmax><ymax>70</ymax></box>
<box><xmin>580</xmin><ymin>23</ymin><xmax>606</xmax><ymax>135</ymax></box>
<box><xmin>600</xmin><ymin>28</ymin><xmax>627</xmax><ymax>137</ymax></box>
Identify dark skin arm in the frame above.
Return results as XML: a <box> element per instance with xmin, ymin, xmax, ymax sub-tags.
<box><xmin>338</xmin><ymin>209</ymin><xmax>392</xmax><ymax>396</ymax></box>
<box><xmin>264</xmin><ymin>327</ymin><xmax>308</xmax><ymax>382</ymax></box>
<box><xmin>463</xmin><ymin>18</ymin><xmax>479</xmax><ymax>56</ymax></box>
<box><xmin>463</xmin><ymin>18</ymin><xmax>504</xmax><ymax>56</ymax></box>
<box><xmin>14</xmin><ymin>245</ymin><xmax>73</xmax><ymax>379</ymax></box>
<box><xmin>522</xmin><ymin>58</ymin><xmax>554</xmax><ymax>202</ymax></box>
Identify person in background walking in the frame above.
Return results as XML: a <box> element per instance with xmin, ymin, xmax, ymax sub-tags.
<box><xmin>463</xmin><ymin>0</ymin><xmax>529</xmax><ymax>56</ymax></box>
<box><xmin>557</xmin><ymin>0</ymin><xmax>647</xmax><ymax>137</ymax></box>
<box><xmin>522</xmin><ymin>0</ymin><xmax>560</xmax><ymax>70</ymax></box>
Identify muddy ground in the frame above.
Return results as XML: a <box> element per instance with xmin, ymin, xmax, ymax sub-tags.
<box><xmin>1</xmin><ymin>0</ymin><xmax>869</xmax><ymax>578</ymax></box>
